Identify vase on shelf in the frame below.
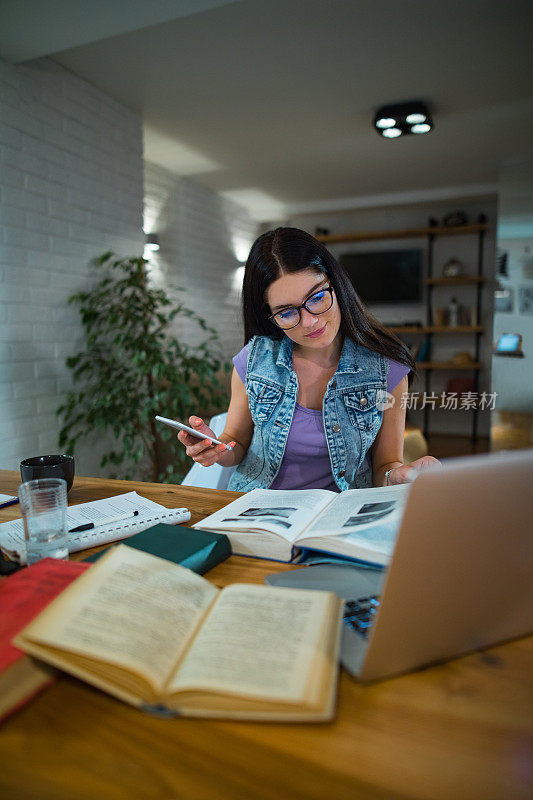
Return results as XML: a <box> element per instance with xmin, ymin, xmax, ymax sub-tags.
<box><xmin>448</xmin><ymin>297</ymin><xmax>460</xmax><ymax>327</ymax></box>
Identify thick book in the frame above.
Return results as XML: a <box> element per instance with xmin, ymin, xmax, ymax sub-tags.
<box><xmin>193</xmin><ymin>484</ymin><xmax>410</xmax><ymax>565</ymax></box>
<box><xmin>15</xmin><ymin>545</ymin><xmax>343</xmax><ymax>721</ymax></box>
<box><xmin>84</xmin><ymin>524</ymin><xmax>231</xmax><ymax>574</ymax></box>
<box><xmin>0</xmin><ymin>558</ymin><xmax>89</xmax><ymax>722</ymax></box>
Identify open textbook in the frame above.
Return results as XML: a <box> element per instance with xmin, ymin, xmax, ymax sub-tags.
<box><xmin>15</xmin><ymin>545</ymin><xmax>343</xmax><ymax>722</ymax></box>
<box><xmin>194</xmin><ymin>484</ymin><xmax>410</xmax><ymax>565</ymax></box>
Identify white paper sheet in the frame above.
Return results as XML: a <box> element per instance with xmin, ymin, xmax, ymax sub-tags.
<box><xmin>0</xmin><ymin>492</ymin><xmax>190</xmax><ymax>563</ymax></box>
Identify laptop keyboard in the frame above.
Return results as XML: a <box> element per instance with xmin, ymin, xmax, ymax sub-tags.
<box><xmin>343</xmin><ymin>595</ymin><xmax>381</xmax><ymax>638</ymax></box>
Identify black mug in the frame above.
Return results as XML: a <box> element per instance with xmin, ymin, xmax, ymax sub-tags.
<box><xmin>20</xmin><ymin>454</ymin><xmax>75</xmax><ymax>493</ymax></box>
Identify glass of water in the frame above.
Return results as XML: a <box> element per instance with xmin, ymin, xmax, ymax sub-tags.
<box><xmin>18</xmin><ymin>478</ymin><xmax>69</xmax><ymax>565</ymax></box>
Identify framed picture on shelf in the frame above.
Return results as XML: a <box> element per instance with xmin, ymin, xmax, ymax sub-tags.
<box><xmin>518</xmin><ymin>286</ymin><xmax>533</xmax><ymax>315</ymax></box>
<box><xmin>495</xmin><ymin>284</ymin><xmax>513</xmax><ymax>313</ymax></box>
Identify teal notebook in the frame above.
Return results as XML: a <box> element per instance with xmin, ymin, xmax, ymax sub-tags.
<box><xmin>83</xmin><ymin>524</ymin><xmax>231</xmax><ymax>574</ymax></box>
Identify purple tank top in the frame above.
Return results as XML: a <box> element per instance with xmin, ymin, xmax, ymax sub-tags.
<box><xmin>233</xmin><ymin>344</ymin><xmax>409</xmax><ymax>491</ymax></box>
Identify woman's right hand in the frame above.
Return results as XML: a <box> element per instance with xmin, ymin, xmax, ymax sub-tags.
<box><xmin>177</xmin><ymin>416</ymin><xmax>236</xmax><ymax>467</ymax></box>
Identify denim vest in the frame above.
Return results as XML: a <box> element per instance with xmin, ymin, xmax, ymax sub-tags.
<box><xmin>227</xmin><ymin>335</ymin><xmax>388</xmax><ymax>492</ymax></box>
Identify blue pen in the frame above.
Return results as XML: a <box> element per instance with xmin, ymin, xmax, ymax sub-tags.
<box><xmin>0</xmin><ymin>498</ymin><xmax>20</xmax><ymax>509</ymax></box>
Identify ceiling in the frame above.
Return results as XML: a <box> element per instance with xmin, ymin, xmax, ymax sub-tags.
<box><xmin>2</xmin><ymin>0</ymin><xmax>533</xmax><ymax>220</ymax></box>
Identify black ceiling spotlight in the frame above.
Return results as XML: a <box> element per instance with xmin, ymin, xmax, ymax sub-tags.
<box><xmin>374</xmin><ymin>101</ymin><xmax>433</xmax><ymax>139</ymax></box>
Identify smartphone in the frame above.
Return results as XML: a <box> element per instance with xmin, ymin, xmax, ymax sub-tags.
<box><xmin>155</xmin><ymin>416</ymin><xmax>232</xmax><ymax>450</ymax></box>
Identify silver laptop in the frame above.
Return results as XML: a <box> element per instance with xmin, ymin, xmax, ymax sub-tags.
<box><xmin>266</xmin><ymin>449</ymin><xmax>533</xmax><ymax>681</ymax></box>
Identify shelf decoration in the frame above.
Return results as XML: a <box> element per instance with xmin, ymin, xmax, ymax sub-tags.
<box><xmin>451</xmin><ymin>351</ymin><xmax>477</xmax><ymax>366</ymax></box>
<box><xmin>442</xmin><ymin>258</ymin><xmax>464</xmax><ymax>278</ymax></box>
<box><xmin>441</xmin><ymin>211</ymin><xmax>468</xmax><ymax>227</ymax></box>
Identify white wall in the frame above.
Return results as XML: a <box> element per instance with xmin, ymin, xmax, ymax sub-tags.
<box><xmin>0</xmin><ymin>57</ymin><xmax>144</xmax><ymax>475</ymax></box>
<box><xmin>144</xmin><ymin>162</ymin><xmax>258</xmax><ymax>365</ymax></box>
<box><xmin>267</xmin><ymin>197</ymin><xmax>497</xmax><ymax>436</ymax></box>
<box><xmin>492</xmin><ymin>158</ymin><xmax>533</xmax><ymax>413</ymax></box>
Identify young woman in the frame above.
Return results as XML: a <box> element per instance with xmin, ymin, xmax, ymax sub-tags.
<box><xmin>177</xmin><ymin>227</ymin><xmax>440</xmax><ymax>490</ymax></box>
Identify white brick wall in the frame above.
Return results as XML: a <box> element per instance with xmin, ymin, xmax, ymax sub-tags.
<box><xmin>144</xmin><ymin>162</ymin><xmax>258</xmax><ymax>368</ymax></box>
<box><xmin>0</xmin><ymin>56</ymin><xmax>144</xmax><ymax>475</ymax></box>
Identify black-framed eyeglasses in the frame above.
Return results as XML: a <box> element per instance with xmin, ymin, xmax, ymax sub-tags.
<box><xmin>268</xmin><ymin>285</ymin><xmax>334</xmax><ymax>330</ymax></box>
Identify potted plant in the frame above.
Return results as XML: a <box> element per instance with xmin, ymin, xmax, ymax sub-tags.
<box><xmin>58</xmin><ymin>252</ymin><xmax>230</xmax><ymax>483</ymax></box>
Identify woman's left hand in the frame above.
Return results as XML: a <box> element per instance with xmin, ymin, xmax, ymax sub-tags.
<box><xmin>386</xmin><ymin>456</ymin><xmax>443</xmax><ymax>485</ymax></box>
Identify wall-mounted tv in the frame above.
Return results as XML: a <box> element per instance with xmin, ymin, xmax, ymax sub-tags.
<box><xmin>339</xmin><ymin>249</ymin><xmax>423</xmax><ymax>304</ymax></box>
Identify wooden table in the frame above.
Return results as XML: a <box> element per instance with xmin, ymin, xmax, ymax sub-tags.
<box><xmin>1</xmin><ymin>470</ymin><xmax>532</xmax><ymax>800</ymax></box>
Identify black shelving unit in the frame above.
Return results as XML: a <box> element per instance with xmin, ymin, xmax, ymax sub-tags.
<box><xmin>317</xmin><ymin>219</ymin><xmax>489</xmax><ymax>445</ymax></box>
<box><xmin>423</xmin><ymin>217</ymin><xmax>486</xmax><ymax>443</ymax></box>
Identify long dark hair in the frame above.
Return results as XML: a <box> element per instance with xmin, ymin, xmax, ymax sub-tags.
<box><xmin>242</xmin><ymin>227</ymin><xmax>416</xmax><ymax>377</ymax></box>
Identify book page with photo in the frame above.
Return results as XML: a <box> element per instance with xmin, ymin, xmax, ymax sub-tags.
<box><xmin>194</xmin><ymin>484</ymin><xmax>410</xmax><ymax>565</ymax></box>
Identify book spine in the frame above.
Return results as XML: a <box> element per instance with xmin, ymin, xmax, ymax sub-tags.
<box><xmin>68</xmin><ymin>510</ymin><xmax>191</xmax><ymax>553</ymax></box>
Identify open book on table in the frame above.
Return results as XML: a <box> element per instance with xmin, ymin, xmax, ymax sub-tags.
<box><xmin>193</xmin><ymin>484</ymin><xmax>410</xmax><ymax>566</ymax></box>
<box><xmin>15</xmin><ymin>544</ymin><xmax>343</xmax><ymax>722</ymax></box>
